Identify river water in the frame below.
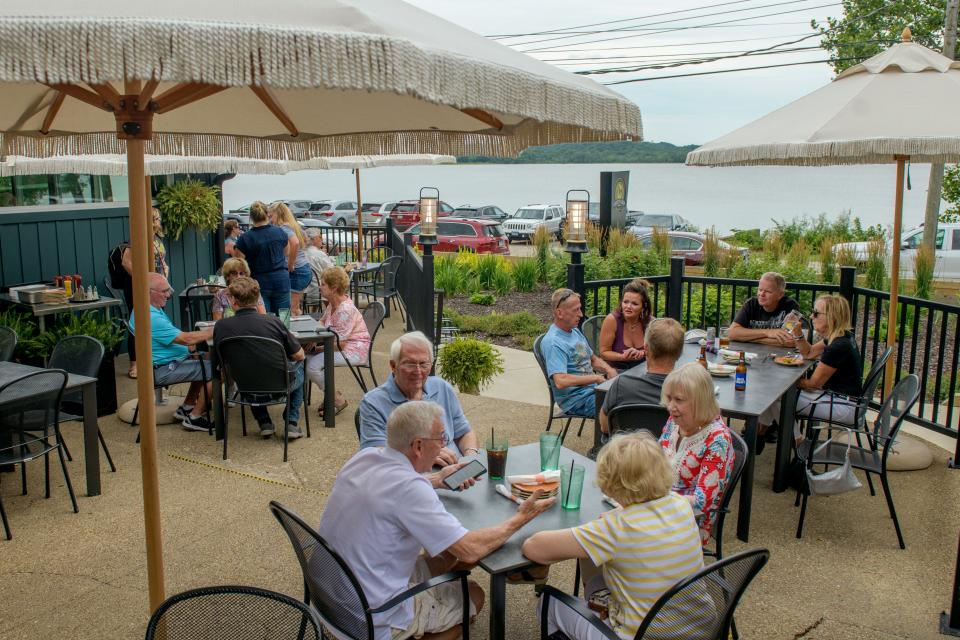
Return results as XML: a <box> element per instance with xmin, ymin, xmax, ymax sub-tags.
<box><xmin>224</xmin><ymin>162</ymin><xmax>941</xmax><ymax>234</ymax></box>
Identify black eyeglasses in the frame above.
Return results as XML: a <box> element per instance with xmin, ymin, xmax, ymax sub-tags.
<box><xmin>810</xmin><ymin>310</ymin><xmax>823</xmax><ymax>318</ymax></box>
<box><xmin>555</xmin><ymin>290</ymin><xmax>575</xmax><ymax>309</ymax></box>
<box><xmin>418</xmin><ymin>433</ymin><xmax>449</xmax><ymax>446</ymax></box>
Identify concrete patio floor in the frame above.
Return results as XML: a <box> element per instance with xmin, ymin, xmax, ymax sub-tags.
<box><xmin>1</xmin><ymin>311</ymin><xmax>958</xmax><ymax>639</ymax></box>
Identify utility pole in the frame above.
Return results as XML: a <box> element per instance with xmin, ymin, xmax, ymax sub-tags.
<box><xmin>922</xmin><ymin>0</ymin><xmax>959</xmax><ymax>252</ymax></box>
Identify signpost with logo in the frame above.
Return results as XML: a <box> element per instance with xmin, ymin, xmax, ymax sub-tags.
<box><xmin>599</xmin><ymin>171</ymin><xmax>629</xmax><ymax>256</ymax></box>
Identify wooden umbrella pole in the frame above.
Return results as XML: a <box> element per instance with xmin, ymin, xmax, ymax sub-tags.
<box><xmin>355</xmin><ymin>168</ymin><xmax>364</xmax><ymax>261</ymax></box>
<box><xmin>885</xmin><ymin>155</ymin><xmax>908</xmax><ymax>398</ymax></box>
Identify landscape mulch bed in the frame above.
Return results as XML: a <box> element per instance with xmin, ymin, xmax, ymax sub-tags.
<box><xmin>444</xmin><ymin>285</ymin><xmax>555</xmax><ymax>350</ymax></box>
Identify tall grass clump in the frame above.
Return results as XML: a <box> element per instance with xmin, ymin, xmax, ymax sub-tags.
<box><xmin>786</xmin><ymin>237</ymin><xmax>810</xmax><ymax>271</ymax></box>
<box><xmin>865</xmin><ymin>240</ymin><xmax>888</xmax><ymax>291</ymax></box>
<box><xmin>763</xmin><ymin>231</ymin><xmax>785</xmax><ymax>260</ymax></box>
<box><xmin>913</xmin><ymin>245</ymin><xmax>935</xmax><ymax>299</ymax></box>
<box><xmin>586</xmin><ymin>223</ymin><xmax>604</xmax><ymax>251</ymax></box>
<box><xmin>511</xmin><ymin>259</ymin><xmax>538</xmax><ymax>292</ymax></box>
<box><xmin>607</xmin><ymin>227</ymin><xmax>640</xmax><ymax>254</ymax></box>
<box><xmin>702</xmin><ymin>228</ymin><xmax>721</xmax><ymax>277</ymax></box>
<box><xmin>434</xmin><ymin>255</ymin><xmax>465</xmax><ymax>296</ymax></box>
<box><xmin>532</xmin><ymin>226</ymin><xmax>553</xmax><ymax>283</ymax></box>
<box><xmin>475</xmin><ymin>254</ymin><xmax>504</xmax><ymax>290</ymax></box>
<box><xmin>819</xmin><ymin>236</ymin><xmax>837</xmax><ymax>283</ymax></box>
<box><xmin>650</xmin><ymin>227</ymin><xmax>671</xmax><ymax>265</ymax></box>
<box><xmin>490</xmin><ymin>266</ymin><xmax>513</xmax><ymax>296</ymax></box>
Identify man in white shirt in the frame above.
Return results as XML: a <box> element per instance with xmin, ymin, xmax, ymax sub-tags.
<box><xmin>303</xmin><ymin>227</ymin><xmax>334</xmax><ymax>308</ymax></box>
<box><xmin>319</xmin><ymin>401</ymin><xmax>554</xmax><ymax>640</ymax></box>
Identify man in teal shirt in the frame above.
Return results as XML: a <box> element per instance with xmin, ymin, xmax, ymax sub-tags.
<box><xmin>130</xmin><ymin>273</ymin><xmax>214</xmax><ymax>432</ymax></box>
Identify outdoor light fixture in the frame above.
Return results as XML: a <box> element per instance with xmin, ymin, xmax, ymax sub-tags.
<box><xmin>565</xmin><ymin>189</ymin><xmax>589</xmax><ymax>252</ymax></box>
<box><xmin>419</xmin><ymin>186</ymin><xmax>440</xmax><ymax>244</ymax></box>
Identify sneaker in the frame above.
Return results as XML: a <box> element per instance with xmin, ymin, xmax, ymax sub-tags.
<box><xmin>173</xmin><ymin>405</ymin><xmax>195</xmax><ymax>421</ymax></box>
<box><xmin>182</xmin><ymin>414</ymin><xmax>213</xmax><ymax>432</ymax></box>
<box><xmin>258</xmin><ymin>421</ymin><xmax>276</xmax><ymax>438</ymax></box>
<box><xmin>285</xmin><ymin>423</ymin><xmax>304</xmax><ymax>439</ymax></box>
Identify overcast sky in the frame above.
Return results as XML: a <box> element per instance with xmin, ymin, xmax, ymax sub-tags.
<box><xmin>405</xmin><ymin>0</ymin><xmax>841</xmax><ymax>145</ymax></box>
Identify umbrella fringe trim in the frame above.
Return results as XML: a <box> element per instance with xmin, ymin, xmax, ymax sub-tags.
<box><xmin>0</xmin><ymin>17</ymin><xmax>641</xmax><ymax>137</ymax></box>
<box><xmin>686</xmin><ymin>139</ymin><xmax>960</xmax><ymax>166</ymax></box>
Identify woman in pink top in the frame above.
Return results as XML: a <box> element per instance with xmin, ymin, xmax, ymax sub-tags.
<box><xmin>305</xmin><ymin>266</ymin><xmax>371</xmax><ymax>415</ymax></box>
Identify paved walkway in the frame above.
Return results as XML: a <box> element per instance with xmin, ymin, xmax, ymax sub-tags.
<box><xmin>0</xmin><ymin>313</ymin><xmax>958</xmax><ymax>639</ymax></box>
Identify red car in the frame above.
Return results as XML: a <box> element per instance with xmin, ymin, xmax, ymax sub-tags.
<box><xmin>387</xmin><ymin>199</ymin><xmax>455</xmax><ymax>230</ymax></box>
<box><xmin>407</xmin><ymin>218</ymin><xmax>510</xmax><ymax>254</ymax></box>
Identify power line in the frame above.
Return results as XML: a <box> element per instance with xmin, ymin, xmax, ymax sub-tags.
<box><xmin>528</xmin><ymin>32</ymin><xmax>819</xmax><ymax>53</ymax></box>
<box><xmin>542</xmin><ymin>44</ymin><xmax>824</xmax><ymax>63</ymax></box>
<box><xmin>603</xmin><ymin>56</ymin><xmax>864</xmax><ymax>84</ymax></box>
<box><xmin>580</xmin><ymin>46</ymin><xmax>833</xmax><ymax>74</ymax></box>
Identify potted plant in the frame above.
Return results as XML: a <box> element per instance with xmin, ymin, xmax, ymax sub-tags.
<box><xmin>437</xmin><ymin>337</ymin><xmax>504</xmax><ymax>395</ymax></box>
<box><xmin>155</xmin><ymin>179</ymin><xmax>222</xmax><ymax>240</ymax></box>
<box><xmin>0</xmin><ymin>309</ymin><xmax>45</xmax><ymax>366</ymax></box>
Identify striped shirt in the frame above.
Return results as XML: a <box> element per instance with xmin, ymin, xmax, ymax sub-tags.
<box><xmin>572</xmin><ymin>493</ymin><xmax>705</xmax><ymax>639</ymax></box>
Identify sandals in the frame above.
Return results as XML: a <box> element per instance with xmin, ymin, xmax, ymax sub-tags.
<box><xmin>127</xmin><ymin>364</ymin><xmax>138</xmax><ymax>379</ymax></box>
<box><xmin>318</xmin><ymin>398</ymin><xmax>349</xmax><ymax>417</ymax></box>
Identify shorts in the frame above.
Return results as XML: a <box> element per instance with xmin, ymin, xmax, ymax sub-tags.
<box><xmin>289</xmin><ymin>264</ymin><xmax>313</xmax><ymax>292</ymax></box>
<box><xmin>391</xmin><ymin>557</ymin><xmax>476</xmax><ymax>640</ymax></box>
<box><xmin>154</xmin><ymin>358</ymin><xmax>211</xmax><ymax>387</ymax></box>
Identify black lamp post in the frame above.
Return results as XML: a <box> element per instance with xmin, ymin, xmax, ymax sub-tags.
<box><xmin>565</xmin><ymin>189</ymin><xmax>589</xmax><ymax>294</ymax></box>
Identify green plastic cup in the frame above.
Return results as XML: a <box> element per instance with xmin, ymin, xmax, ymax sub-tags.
<box><xmin>486</xmin><ymin>437</ymin><xmax>509</xmax><ymax>481</ymax></box>
<box><xmin>561</xmin><ymin>463</ymin><xmax>586</xmax><ymax>510</ymax></box>
<box><xmin>539</xmin><ymin>432</ymin><xmax>562</xmax><ymax>471</ymax></box>
<box><xmin>278</xmin><ymin>308</ymin><xmax>291</xmax><ymax>328</ymax></box>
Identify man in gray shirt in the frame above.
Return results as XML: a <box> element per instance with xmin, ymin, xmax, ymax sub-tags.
<box><xmin>598</xmin><ymin>317</ymin><xmax>685</xmax><ymax>435</ymax></box>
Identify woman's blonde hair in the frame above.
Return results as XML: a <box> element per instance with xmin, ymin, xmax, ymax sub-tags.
<box><xmin>269</xmin><ymin>202</ymin><xmax>308</xmax><ymax>248</ymax></box>
<box><xmin>249</xmin><ymin>201</ymin><xmax>269</xmax><ymax>223</ymax></box>
<box><xmin>321</xmin><ymin>266</ymin><xmax>350</xmax><ymax>295</ymax></box>
<box><xmin>222</xmin><ymin>257</ymin><xmax>250</xmax><ymax>278</ymax></box>
<box><xmin>662</xmin><ymin>363</ymin><xmax>720</xmax><ymax>427</ymax></box>
<box><xmin>596</xmin><ymin>431</ymin><xmax>673</xmax><ymax>506</ymax></box>
<box><xmin>815</xmin><ymin>294</ymin><xmax>852</xmax><ymax>342</ymax></box>
<box><xmin>151</xmin><ymin>207</ymin><xmax>165</xmax><ymax>238</ymax></box>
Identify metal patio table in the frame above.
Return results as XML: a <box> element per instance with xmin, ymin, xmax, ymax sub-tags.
<box><xmin>348</xmin><ymin>261</ymin><xmax>381</xmax><ymax>306</ymax></box>
<box><xmin>594</xmin><ymin>341</ymin><xmax>813</xmax><ymax>542</ymax></box>
<box><xmin>440</xmin><ymin>442</ymin><xmax>609</xmax><ymax>640</ymax></box>
<box><xmin>0</xmin><ymin>292</ymin><xmax>122</xmax><ymax>331</ymax></box>
<box><xmin>210</xmin><ymin>315</ymin><xmax>337</xmax><ymax>436</ymax></box>
<box><xmin>0</xmin><ymin>361</ymin><xmax>101</xmax><ymax>496</ymax></box>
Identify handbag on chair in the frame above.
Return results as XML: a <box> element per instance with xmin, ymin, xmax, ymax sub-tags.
<box><xmin>806</xmin><ymin>432</ymin><xmax>863</xmax><ymax>496</ymax></box>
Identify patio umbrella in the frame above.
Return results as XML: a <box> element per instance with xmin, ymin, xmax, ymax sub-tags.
<box><xmin>0</xmin><ymin>0</ymin><xmax>640</xmax><ymax>610</ymax></box>
<box><xmin>686</xmin><ymin>29</ymin><xmax>960</xmax><ymax>395</ymax></box>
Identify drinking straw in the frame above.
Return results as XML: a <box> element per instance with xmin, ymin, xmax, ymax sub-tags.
<box><xmin>564</xmin><ymin>459</ymin><xmax>575</xmax><ymax>507</ymax></box>
<box><xmin>492</xmin><ymin>427</ymin><xmax>495</xmax><ymax>449</ymax></box>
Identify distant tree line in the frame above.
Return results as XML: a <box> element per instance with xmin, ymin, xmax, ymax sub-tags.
<box><xmin>457</xmin><ymin>141</ymin><xmax>698</xmax><ymax>164</ymax></box>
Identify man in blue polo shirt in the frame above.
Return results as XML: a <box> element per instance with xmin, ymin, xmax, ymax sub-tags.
<box><xmin>130</xmin><ymin>272</ymin><xmax>214</xmax><ymax>432</ymax></box>
<box><xmin>359</xmin><ymin>331</ymin><xmax>479</xmax><ymax>467</ymax></box>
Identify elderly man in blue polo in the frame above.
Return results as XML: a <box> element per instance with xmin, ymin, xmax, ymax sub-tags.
<box><xmin>359</xmin><ymin>331</ymin><xmax>480</xmax><ymax>467</ymax></box>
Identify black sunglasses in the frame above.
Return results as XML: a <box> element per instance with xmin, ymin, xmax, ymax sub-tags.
<box><xmin>555</xmin><ymin>290</ymin><xmax>576</xmax><ymax>309</ymax></box>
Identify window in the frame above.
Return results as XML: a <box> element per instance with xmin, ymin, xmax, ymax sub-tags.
<box><xmin>452</xmin><ymin>208</ymin><xmax>479</xmax><ymax>217</ymax></box>
<box><xmin>394</xmin><ymin>203</ymin><xmax>418</xmax><ymax>213</ymax></box>
<box><xmin>440</xmin><ymin>202</ymin><xmax>454</xmax><ymax>213</ymax></box>
<box><xmin>361</xmin><ymin>203</ymin><xmax>381</xmax><ymax>212</ymax></box>
<box><xmin>904</xmin><ymin>229</ymin><xmax>944</xmax><ymax>250</ymax></box>
<box><xmin>438</xmin><ymin>222</ymin><xmax>477</xmax><ymax>236</ymax></box>
<box><xmin>484</xmin><ymin>225</ymin><xmax>504</xmax><ymax>237</ymax></box>
<box><xmin>632</xmin><ymin>214</ymin><xmax>673</xmax><ymax>228</ymax></box>
<box><xmin>493</xmin><ymin>207</ymin><xmax>506</xmax><ymax>218</ymax></box>
<box><xmin>953</xmin><ymin>229</ymin><xmax>960</xmax><ymax>250</ymax></box>
<box><xmin>336</xmin><ymin>202</ymin><xmax>355</xmax><ymax>210</ymax></box>
<box><xmin>514</xmin><ymin>208</ymin><xmax>546</xmax><ymax>220</ymax></box>
<box><xmin>0</xmin><ymin>174</ymin><xmax>114</xmax><ymax>207</ymax></box>
<box><xmin>670</xmin><ymin>236</ymin><xmax>701</xmax><ymax>251</ymax></box>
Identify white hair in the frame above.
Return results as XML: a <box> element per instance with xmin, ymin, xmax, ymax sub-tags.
<box><xmin>386</xmin><ymin>401</ymin><xmax>445</xmax><ymax>451</ymax></box>
<box><xmin>390</xmin><ymin>331</ymin><xmax>434</xmax><ymax>363</ymax></box>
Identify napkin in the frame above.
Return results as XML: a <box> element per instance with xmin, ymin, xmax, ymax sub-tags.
<box><xmin>718</xmin><ymin>348</ymin><xmax>757</xmax><ymax>360</ymax></box>
<box><xmin>506</xmin><ymin>470</ymin><xmax>561</xmax><ymax>485</ymax></box>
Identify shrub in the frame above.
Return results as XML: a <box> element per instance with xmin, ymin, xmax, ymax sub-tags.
<box><xmin>448</xmin><ymin>310</ymin><xmax>547</xmax><ymax>351</ymax></box>
<box><xmin>727</xmin><ymin>228</ymin><xmax>764</xmax><ymax>251</ymax></box>
<box><xmin>437</xmin><ymin>337</ymin><xmax>504</xmax><ymax>394</ymax></box>
<box><xmin>511</xmin><ymin>259</ymin><xmax>538</xmax><ymax>292</ymax></box>
<box><xmin>819</xmin><ymin>236</ymin><xmax>836</xmax><ymax>283</ymax></box>
<box><xmin>606</xmin><ymin>247</ymin><xmax>669</xmax><ymax>279</ymax></box>
<box><xmin>865</xmin><ymin>240</ymin><xmax>888</xmax><ymax>291</ymax></box>
<box><xmin>469</xmin><ymin>293</ymin><xmax>496</xmax><ymax>305</ymax></box>
<box><xmin>763</xmin><ymin>231</ymin><xmax>785</xmax><ymax>260</ymax></box>
<box><xmin>913</xmin><ymin>245</ymin><xmax>934</xmax><ymax>299</ymax></box>
<box><xmin>532</xmin><ymin>226</ymin><xmax>553</xmax><ymax>283</ymax></box>
<box><xmin>702</xmin><ymin>229</ymin><xmax>721</xmax><ymax>277</ymax></box>
<box><xmin>0</xmin><ymin>309</ymin><xmax>41</xmax><ymax>360</ymax></box>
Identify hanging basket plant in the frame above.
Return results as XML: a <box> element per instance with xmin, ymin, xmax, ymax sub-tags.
<box><xmin>155</xmin><ymin>179</ymin><xmax>222</xmax><ymax>240</ymax></box>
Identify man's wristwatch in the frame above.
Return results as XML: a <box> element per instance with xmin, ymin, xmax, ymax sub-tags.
<box><xmin>463</xmin><ymin>447</ymin><xmax>481</xmax><ymax>456</ymax></box>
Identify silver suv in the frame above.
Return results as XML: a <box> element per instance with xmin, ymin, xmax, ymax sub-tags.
<box><xmin>502</xmin><ymin>204</ymin><xmax>565</xmax><ymax>242</ymax></box>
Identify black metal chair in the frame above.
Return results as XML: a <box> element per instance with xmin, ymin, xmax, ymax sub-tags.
<box><xmin>0</xmin><ymin>326</ymin><xmax>16</xmax><ymax>362</ymax></box>
<box><xmin>303</xmin><ymin>269</ymin><xmax>325</xmax><ymax>316</ymax></box>
<box><xmin>269</xmin><ymin>501</ymin><xmax>472</xmax><ymax>640</ymax></box>
<box><xmin>339</xmin><ymin>301</ymin><xmax>386</xmax><ymax>394</ymax></box>
<box><xmin>0</xmin><ymin>369</ymin><xmax>77</xmax><ymax>540</ymax></box>
<box><xmin>46</xmin><ymin>336</ymin><xmax>116</xmax><ymax>472</ymax></box>
<box><xmin>366</xmin><ymin>245</ymin><xmax>393</xmax><ymax>263</ymax></box>
<box><xmin>355</xmin><ymin>255</ymin><xmax>404</xmax><ymax>321</ymax></box>
<box><xmin>533</xmin><ymin>334</ymin><xmax>594</xmax><ymax>441</ymax></box>
<box><xmin>216</xmin><ymin>336</ymin><xmax>309</xmax><ymax>462</ymax></box>
<box><xmin>144</xmin><ymin>584</ymin><xmax>323</xmax><ymax>640</ymax></box>
<box><xmin>540</xmin><ymin>548</ymin><xmax>769</xmax><ymax>640</ymax></box>
<box><xmin>182</xmin><ymin>284</ymin><xmax>225</xmax><ymax>328</ymax></box>
<box><xmin>101</xmin><ymin>275</ymin><xmax>128</xmax><ymax>315</ymax></box>
<box><xmin>795</xmin><ymin>374</ymin><xmax>921</xmax><ymax>549</ymax></box>
<box><xmin>353</xmin><ymin>406</ymin><xmax>362</xmax><ymax>442</ymax></box>
<box><xmin>607</xmin><ymin>403</ymin><xmax>670</xmax><ymax>440</ymax></box>
<box><xmin>581</xmin><ymin>314</ymin><xmax>604</xmax><ymax>355</ymax></box>
<box><xmin>704</xmin><ymin>430</ymin><xmax>747</xmax><ymax>563</ymax></box>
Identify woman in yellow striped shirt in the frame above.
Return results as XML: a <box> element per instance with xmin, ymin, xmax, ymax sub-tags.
<box><xmin>523</xmin><ymin>432</ymin><xmax>706</xmax><ymax>640</ymax></box>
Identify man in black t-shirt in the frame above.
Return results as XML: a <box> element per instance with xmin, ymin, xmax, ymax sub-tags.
<box><xmin>212</xmin><ymin>277</ymin><xmax>306</xmax><ymax>438</ymax></box>
<box><xmin>729</xmin><ymin>272</ymin><xmax>800</xmax><ymax>346</ymax></box>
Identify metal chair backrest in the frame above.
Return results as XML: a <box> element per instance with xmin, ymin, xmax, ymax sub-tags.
<box><xmin>873</xmin><ymin>374</ymin><xmax>921</xmax><ymax>455</ymax></box>
<box><xmin>354</xmin><ymin>407</ymin><xmax>362</xmax><ymax>442</ymax></box>
<box><xmin>708</xmin><ymin>430</ymin><xmax>748</xmax><ymax>553</ymax></box>
<box><xmin>607</xmin><ymin>403</ymin><xmax>670</xmax><ymax>439</ymax></box>
<box><xmin>532</xmin><ymin>334</ymin><xmax>556</xmax><ymax>405</ymax></box>
<box><xmin>856</xmin><ymin>347</ymin><xmax>893</xmax><ymax>425</ymax></box>
<box><xmin>48</xmin><ymin>336</ymin><xmax>105</xmax><ymax>405</ymax></box>
<box><xmin>581</xmin><ymin>314</ymin><xmax>604</xmax><ymax>355</ymax></box>
<box><xmin>0</xmin><ymin>369</ymin><xmax>68</xmax><ymax>437</ymax></box>
<box><xmin>366</xmin><ymin>246</ymin><xmax>393</xmax><ymax>263</ymax></box>
<box><xmin>270</xmin><ymin>501</ymin><xmax>375</xmax><ymax>640</ymax></box>
<box><xmin>0</xmin><ymin>325</ymin><xmax>17</xmax><ymax>362</ymax></box>
<box><xmin>216</xmin><ymin>336</ymin><xmax>290</xmax><ymax>396</ymax></box>
<box><xmin>183</xmin><ymin>284</ymin><xmax>225</xmax><ymax>327</ymax></box>
<box><xmin>101</xmin><ymin>275</ymin><xmax>128</xmax><ymax>315</ymax></box>
<box><xmin>144</xmin><ymin>584</ymin><xmax>323</xmax><ymax>640</ymax></box>
<box><xmin>380</xmin><ymin>255</ymin><xmax>403</xmax><ymax>293</ymax></box>
<box><xmin>362</xmin><ymin>301</ymin><xmax>386</xmax><ymax>340</ymax></box>
<box><xmin>634</xmin><ymin>548</ymin><xmax>769</xmax><ymax>640</ymax></box>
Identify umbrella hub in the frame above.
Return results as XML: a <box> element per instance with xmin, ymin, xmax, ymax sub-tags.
<box><xmin>116</xmin><ymin>95</ymin><xmax>155</xmax><ymax>140</ymax></box>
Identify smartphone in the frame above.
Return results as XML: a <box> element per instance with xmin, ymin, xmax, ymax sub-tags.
<box><xmin>442</xmin><ymin>459</ymin><xmax>487</xmax><ymax>491</ymax></box>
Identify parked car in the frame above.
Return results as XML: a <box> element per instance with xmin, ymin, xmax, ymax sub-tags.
<box><xmin>270</xmin><ymin>199</ymin><xmax>313</xmax><ymax>218</ymax></box>
<box><xmin>388</xmin><ymin>199</ymin><xmax>455</xmax><ymax>231</ymax></box>
<box><xmin>306</xmin><ymin>199</ymin><xmax>359</xmax><ymax>226</ymax></box>
<box><xmin>627</xmin><ymin>213</ymin><xmax>692</xmax><ymax>236</ymax></box>
<box><xmin>635</xmin><ymin>231</ymin><xmax>747</xmax><ymax>266</ymax></box>
<box><xmin>833</xmin><ymin>222</ymin><xmax>960</xmax><ymax>279</ymax></box>
<box><xmin>406</xmin><ymin>218</ymin><xmax>509</xmax><ymax>254</ymax></box>
<box><xmin>358</xmin><ymin>202</ymin><xmax>396</xmax><ymax>227</ymax></box>
<box><xmin>501</xmin><ymin>204</ymin><xmax>565</xmax><ymax>242</ymax></box>
<box><xmin>452</xmin><ymin>204</ymin><xmax>510</xmax><ymax>223</ymax></box>
<box><xmin>224</xmin><ymin>205</ymin><xmax>251</xmax><ymax>229</ymax></box>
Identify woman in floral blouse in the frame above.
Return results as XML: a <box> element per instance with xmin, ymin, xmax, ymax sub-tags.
<box><xmin>659</xmin><ymin>363</ymin><xmax>734</xmax><ymax>545</ymax></box>
<box><xmin>305</xmin><ymin>266</ymin><xmax>371</xmax><ymax>416</ymax></box>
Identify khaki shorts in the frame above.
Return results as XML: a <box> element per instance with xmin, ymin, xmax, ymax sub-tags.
<box><xmin>391</xmin><ymin>557</ymin><xmax>476</xmax><ymax>640</ymax></box>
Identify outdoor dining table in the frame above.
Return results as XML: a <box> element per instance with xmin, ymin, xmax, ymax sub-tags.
<box><xmin>348</xmin><ymin>261</ymin><xmax>381</xmax><ymax>306</ymax></box>
<box><xmin>0</xmin><ymin>292</ymin><xmax>122</xmax><ymax>331</ymax></box>
<box><xmin>0</xmin><ymin>361</ymin><xmax>101</xmax><ymax>496</ymax></box>
<box><xmin>209</xmin><ymin>314</ymin><xmax>338</xmax><ymax>436</ymax></box>
<box><xmin>594</xmin><ymin>341</ymin><xmax>814</xmax><ymax>542</ymax></box>
<box><xmin>440</xmin><ymin>442</ymin><xmax>609</xmax><ymax>640</ymax></box>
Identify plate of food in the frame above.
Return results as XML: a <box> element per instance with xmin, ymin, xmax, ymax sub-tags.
<box><xmin>774</xmin><ymin>355</ymin><xmax>805</xmax><ymax>366</ymax></box>
<box><xmin>707</xmin><ymin>363</ymin><xmax>736</xmax><ymax>377</ymax></box>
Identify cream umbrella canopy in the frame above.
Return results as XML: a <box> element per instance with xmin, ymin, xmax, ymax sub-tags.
<box><xmin>686</xmin><ymin>30</ymin><xmax>960</xmax><ymax>396</ymax></box>
<box><xmin>0</xmin><ymin>0</ymin><xmax>640</xmax><ymax>611</ymax></box>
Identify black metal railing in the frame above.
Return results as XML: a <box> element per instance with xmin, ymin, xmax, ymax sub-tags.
<box><xmin>579</xmin><ymin>257</ymin><xmax>959</xmax><ymax>442</ymax></box>
<box><xmin>309</xmin><ymin>224</ymin><xmax>390</xmax><ymax>261</ymax></box>
<box><xmin>388</xmin><ymin>223</ymin><xmax>435</xmax><ymax>342</ymax></box>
